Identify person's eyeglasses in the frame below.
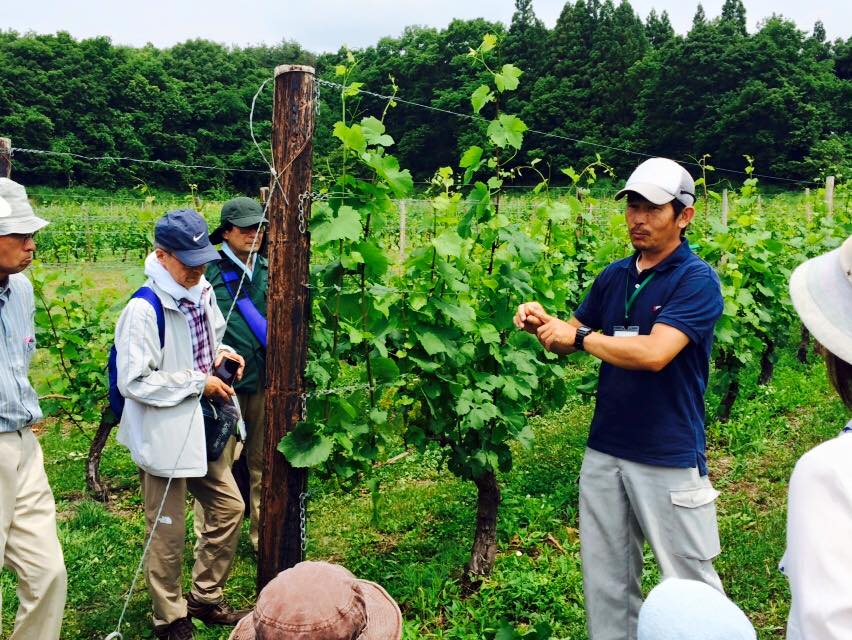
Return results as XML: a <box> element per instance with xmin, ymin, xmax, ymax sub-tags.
<box><xmin>9</xmin><ymin>233</ymin><xmax>36</xmax><ymax>242</ymax></box>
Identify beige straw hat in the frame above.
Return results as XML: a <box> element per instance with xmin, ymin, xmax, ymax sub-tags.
<box><xmin>789</xmin><ymin>235</ymin><xmax>852</xmax><ymax>365</ymax></box>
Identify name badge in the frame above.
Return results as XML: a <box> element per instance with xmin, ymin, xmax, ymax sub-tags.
<box><xmin>613</xmin><ymin>325</ymin><xmax>640</xmax><ymax>337</ymax></box>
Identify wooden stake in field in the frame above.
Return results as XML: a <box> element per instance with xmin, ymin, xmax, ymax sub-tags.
<box><xmin>0</xmin><ymin>138</ymin><xmax>11</xmax><ymax>179</ymax></box>
<box><xmin>826</xmin><ymin>175</ymin><xmax>835</xmax><ymax>220</ymax></box>
<box><xmin>398</xmin><ymin>199</ymin><xmax>407</xmax><ymax>264</ymax></box>
<box><xmin>257</xmin><ymin>64</ymin><xmax>315</xmax><ymax>591</ymax></box>
<box><xmin>805</xmin><ymin>187</ymin><xmax>812</xmax><ymax>221</ymax></box>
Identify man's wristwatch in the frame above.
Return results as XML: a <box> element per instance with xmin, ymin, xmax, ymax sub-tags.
<box><xmin>574</xmin><ymin>325</ymin><xmax>593</xmax><ymax>351</ymax></box>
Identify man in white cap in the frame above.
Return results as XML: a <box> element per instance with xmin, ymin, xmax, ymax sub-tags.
<box><xmin>514</xmin><ymin>158</ymin><xmax>725</xmax><ymax>640</ymax></box>
<box><xmin>0</xmin><ymin>178</ymin><xmax>67</xmax><ymax>639</ymax></box>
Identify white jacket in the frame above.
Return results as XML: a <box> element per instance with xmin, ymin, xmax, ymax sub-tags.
<box><xmin>115</xmin><ymin>267</ymin><xmax>231</xmax><ymax>478</ymax></box>
<box><xmin>781</xmin><ymin>426</ymin><xmax>852</xmax><ymax>640</ymax></box>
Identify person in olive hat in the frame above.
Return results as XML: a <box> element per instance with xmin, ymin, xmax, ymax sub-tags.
<box><xmin>196</xmin><ymin>197</ymin><xmax>268</xmax><ymax>551</ymax></box>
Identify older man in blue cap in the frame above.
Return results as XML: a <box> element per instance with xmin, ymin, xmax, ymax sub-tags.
<box><xmin>114</xmin><ymin>209</ymin><xmax>250</xmax><ymax>640</ymax></box>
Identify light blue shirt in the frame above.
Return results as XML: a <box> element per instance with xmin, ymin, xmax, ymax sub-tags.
<box><xmin>0</xmin><ymin>274</ymin><xmax>43</xmax><ymax>431</ymax></box>
<box><xmin>221</xmin><ymin>242</ymin><xmax>254</xmax><ymax>281</ymax></box>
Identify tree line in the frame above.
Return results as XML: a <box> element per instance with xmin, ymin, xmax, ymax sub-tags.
<box><xmin>1</xmin><ymin>0</ymin><xmax>849</xmax><ymax>192</ymax></box>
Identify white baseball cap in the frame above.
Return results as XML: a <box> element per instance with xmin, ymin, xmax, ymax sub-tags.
<box><xmin>790</xmin><ymin>235</ymin><xmax>852</xmax><ymax>365</ymax></box>
<box><xmin>615</xmin><ymin>157</ymin><xmax>696</xmax><ymax>207</ymax></box>
<box><xmin>0</xmin><ymin>178</ymin><xmax>50</xmax><ymax>235</ymax></box>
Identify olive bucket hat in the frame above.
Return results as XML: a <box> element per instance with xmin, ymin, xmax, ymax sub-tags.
<box><xmin>210</xmin><ymin>197</ymin><xmax>267</xmax><ymax>244</ymax></box>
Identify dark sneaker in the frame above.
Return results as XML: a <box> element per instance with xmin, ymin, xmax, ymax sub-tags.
<box><xmin>186</xmin><ymin>592</ymin><xmax>252</xmax><ymax>626</ymax></box>
<box><xmin>154</xmin><ymin>616</ymin><xmax>194</xmax><ymax>640</ymax></box>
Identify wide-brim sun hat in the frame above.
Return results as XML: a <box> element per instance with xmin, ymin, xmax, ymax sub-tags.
<box><xmin>638</xmin><ymin>578</ymin><xmax>756</xmax><ymax>640</ymax></box>
<box><xmin>789</xmin><ymin>235</ymin><xmax>852</xmax><ymax>366</ymax></box>
<box><xmin>229</xmin><ymin>561</ymin><xmax>402</xmax><ymax>640</ymax></box>
<box><xmin>0</xmin><ymin>178</ymin><xmax>50</xmax><ymax>235</ymax></box>
<box><xmin>210</xmin><ymin>197</ymin><xmax>268</xmax><ymax>244</ymax></box>
<box><xmin>615</xmin><ymin>157</ymin><xmax>696</xmax><ymax>207</ymax></box>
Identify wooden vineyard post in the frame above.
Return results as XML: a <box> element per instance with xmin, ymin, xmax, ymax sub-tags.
<box><xmin>257</xmin><ymin>64</ymin><xmax>315</xmax><ymax>591</ymax></box>
<box><xmin>398</xmin><ymin>199</ymin><xmax>407</xmax><ymax>264</ymax></box>
<box><xmin>260</xmin><ymin>186</ymin><xmax>270</xmax><ymax>204</ymax></box>
<box><xmin>0</xmin><ymin>138</ymin><xmax>11</xmax><ymax>179</ymax></box>
<box><xmin>721</xmin><ymin>189</ymin><xmax>729</xmax><ymax>230</ymax></box>
<box><xmin>826</xmin><ymin>176</ymin><xmax>835</xmax><ymax>220</ymax></box>
<box><xmin>805</xmin><ymin>187</ymin><xmax>812</xmax><ymax>221</ymax></box>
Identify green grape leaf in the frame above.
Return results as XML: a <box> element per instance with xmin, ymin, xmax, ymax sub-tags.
<box><xmin>460</xmin><ymin>145</ymin><xmax>483</xmax><ymax>169</ymax></box>
<box><xmin>487</xmin><ymin>114</ymin><xmax>527</xmax><ymax>150</ymax></box>
<box><xmin>432</xmin><ymin>229</ymin><xmax>464</xmax><ymax>258</ymax></box>
<box><xmin>470</xmin><ymin>85</ymin><xmax>494</xmax><ymax>114</ymax></box>
<box><xmin>360</xmin><ymin>116</ymin><xmax>394</xmax><ymax>147</ymax></box>
<box><xmin>311</xmin><ymin>206</ymin><xmax>361</xmax><ymax>246</ymax></box>
<box><xmin>333</xmin><ymin>122</ymin><xmax>366</xmax><ymax>154</ymax></box>
<box><xmin>494</xmin><ymin>64</ymin><xmax>522</xmax><ymax>93</ymax></box>
<box><xmin>278</xmin><ymin>423</ymin><xmax>334</xmax><ymax>467</ymax></box>
<box><xmin>417</xmin><ymin>330</ymin><xmax>448</xmax><ymax>356</ymax></box>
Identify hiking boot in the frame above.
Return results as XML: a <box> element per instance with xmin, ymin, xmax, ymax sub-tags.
<box><xmin>154</xmin><ymin>616</ymin><xmax>194</xmax><ymax>640</ymax></box>
<box><xmin>186</xmin><ymin>592</ymin><xmax>251</xmax><ymax>626</ymax></box>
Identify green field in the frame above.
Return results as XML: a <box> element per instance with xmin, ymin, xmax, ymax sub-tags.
<box><xmin>3</xmin><ymin>179</ymin><xmax>849</xmax><ymax>639</ymax></box>
<box><xmin>1</xmin><ymin>333</ymin><xmax>845</xmax><ymax>638</ymax></box>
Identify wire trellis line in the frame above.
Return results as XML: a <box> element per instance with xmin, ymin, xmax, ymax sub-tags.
<box><xmin>10</xmin><ymin>147</ymin><xmax>269</xmax><ymax>175</ymax></box>
<box><xmin>317</xmin><ymin>79</ymin><xmax>817</xmax><ymax>187</ymax></box>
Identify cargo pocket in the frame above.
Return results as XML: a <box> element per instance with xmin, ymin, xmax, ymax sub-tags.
<box><xmin>669</xmin><ymin>486</ymin><xmax>721</xmax><ymax>560</ymax></box>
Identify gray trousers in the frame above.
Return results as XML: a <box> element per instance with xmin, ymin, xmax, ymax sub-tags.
<box><xmin>579</xmin><ymin>447</ymin><xmax>723</xmax><ymax>640</ymax></box>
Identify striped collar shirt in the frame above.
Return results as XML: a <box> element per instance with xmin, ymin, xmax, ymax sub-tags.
<box><xmin>0</xmin><ymin>274</ymin><xmax>43</xmax><ymax>432</ymax></box>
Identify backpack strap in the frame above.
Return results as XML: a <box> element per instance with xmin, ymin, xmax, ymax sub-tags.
<box><xmin>219</xmin><ymin>261</ymin><xmax>267</xmax><ymax>349</ymax></box>
<box><xmin>132</xmin><ymin>286</ymin><xmax>165</xmax><ymax>348</ymax></box>
<box><xmin>107</xmin><ymin>286</ymin><xmax>166</xmax><ymax>421</ymax></box>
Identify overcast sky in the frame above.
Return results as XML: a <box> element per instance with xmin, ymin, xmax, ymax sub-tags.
<box><xmin>5</xmin><ymin>1</ymin><xmax>850</xmax><ymax>53</ymax></box>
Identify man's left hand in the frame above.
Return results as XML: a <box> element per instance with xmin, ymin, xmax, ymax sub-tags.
<box><xmin>215</xmin><ymin>351</ymin><xmax>246</xmax><ymax>381</ymax></box>
<box><xmin>536</xmin><ymin>318</ymin><xmax>577</xmax><ymax>354</ymax></box>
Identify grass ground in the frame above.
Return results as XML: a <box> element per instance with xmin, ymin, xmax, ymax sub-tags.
<box><xmin>1</xmin><ymin>334</ymin><xmax>846</xmax><ymax>639</ymax></box>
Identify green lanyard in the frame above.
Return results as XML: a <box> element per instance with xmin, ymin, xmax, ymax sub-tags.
<box><xmin>624</xmin><ymin>272</ymin><xmax>656</xmax><ymax>323</ymax></box>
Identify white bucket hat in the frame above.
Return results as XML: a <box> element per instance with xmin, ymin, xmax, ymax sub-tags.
<box><xmin>638</xmin><ymin>578</ymin><xmax>756</xmax><ymax>640</ymax></box>
<box><xmin>0</xmin><ymin>178</ymin><xmax>50</xmax><ymax>235</ymax></box>
<box><xmin>615</xmin><ymin>157</ymin><xmax>696</xmax><ymax>206</ymax></box>
<box><xmin>789</xmin><ymin>235</ymin><xmax>852</xmax><ymax>365</ymax></box>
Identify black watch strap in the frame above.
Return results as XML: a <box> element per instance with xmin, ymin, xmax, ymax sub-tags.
<box><xmin>574</xmin><ymin>325</ymin><xmax>593</xmax><ymax>351</ymax></box>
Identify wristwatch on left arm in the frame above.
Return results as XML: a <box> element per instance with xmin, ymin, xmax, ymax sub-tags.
<box><xmin>574</xmin><ymin>325</ymin><xmax>593</xmax><ymax>351</ymax></box>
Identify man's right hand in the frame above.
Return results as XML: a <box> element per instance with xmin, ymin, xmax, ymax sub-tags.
<box><xmin>514</xmin><ymin>302</ymin><xmax>553</xmax><ymax>334</ymax></box>
<box><xmin>204</xmin><ymin>375</ymin><xmax>235</xmax><ymax>402</ymax></box>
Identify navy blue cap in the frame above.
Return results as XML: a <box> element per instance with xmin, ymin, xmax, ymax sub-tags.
<box><xmin>154</xmin><ymin>209</ymin><xmax>221</xmax><ymax>267</ymax></box>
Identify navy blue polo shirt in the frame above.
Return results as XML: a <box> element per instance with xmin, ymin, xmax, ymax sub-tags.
<box><xmin>574</xmin><ymin>239</ymin><xmax>723</xmax><ymax>475</ymax></box>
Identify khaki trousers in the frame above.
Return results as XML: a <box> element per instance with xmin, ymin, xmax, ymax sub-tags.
<box><xmin>579</xmin><ymin>447</ymin><xmax>723</xmax><ymax>640</ymax></box>
<box><xmin>0</xmin><ymin>428</ymin><xmax>67</xmax><ymax>640</ymax></box>
<box><xmin>140</xmin><ymin>438</ymin><xmax>244</xmax><ymax>627</ymax></box>
<box><xmin>195</xmin><ymin>392</ymin><xmax>265</xmax><ymax>550</ymax></box>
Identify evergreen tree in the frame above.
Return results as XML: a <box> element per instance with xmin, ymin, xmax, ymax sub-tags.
<box><xmin>720</xmin><ymin>0</ymin><xmax>748</xmax><ymax>36</ymax></box>
<box><xmin>691</xmin><ymin>4</ymin><xmax>707</xmax><ymax>31</ymax></box>
<box><xmin>646</xmin><ymin>9</ymin><xmax>675</xmax><ymax>48</ymax></box>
